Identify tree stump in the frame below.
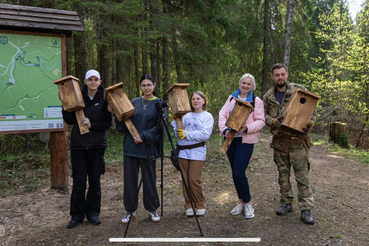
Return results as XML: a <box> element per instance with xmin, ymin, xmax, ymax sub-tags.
<box><xmin>329</xmin><ymin>122</ymin><xmax>349</xmax><ymax>148</ymax></box>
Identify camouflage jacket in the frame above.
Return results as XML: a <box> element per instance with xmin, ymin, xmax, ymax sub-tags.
<box><xmin>263</xmin><ymin>81</ymin><xmax>317</xmax><ymax>137</ymax></box>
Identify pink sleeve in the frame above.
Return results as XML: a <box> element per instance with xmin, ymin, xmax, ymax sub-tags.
<box><xmin>218</xmin><ymin>96</ymin><xmax>232</xmax><ymax>135</ymax></box>
<box><xmin>246</xmin><ymin>97</ymin><xmax>266</xmax><ymax>133</ymax></box>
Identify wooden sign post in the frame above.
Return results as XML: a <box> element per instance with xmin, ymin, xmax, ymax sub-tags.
<box><xmin>166</xmin><ymin>83</ymin><xmax>191</xmax><ymax>129</ymax></box>
<box><xmin>53</xmin><ymin>75</ymin><xmax>89</xmax><ymax>135</ymax></box>
<box><xmin>281</xmin><ymin>89</ymin><xmax>320</xmax><ymax>132</ymax></box>
<box><xmin>220</xmin><ymin>99</ymin><xmax>253</xmax><ymax>154</ymax></box>
<box><xmin>105</xmin><ymin>82</ymin><xmax>139</xmax><ymax>139</ymax></box>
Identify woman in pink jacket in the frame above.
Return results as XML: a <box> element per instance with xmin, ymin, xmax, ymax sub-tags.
<box><xmin>218</xmin><ymin>73</ymin><xmax>265</xmax><ymax>219</ymax></box>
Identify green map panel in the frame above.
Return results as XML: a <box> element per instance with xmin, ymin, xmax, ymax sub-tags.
<box><xmin>0</xmin><ymin>32</ymin><xmax>64</xmax><ymax>132</ymax></box>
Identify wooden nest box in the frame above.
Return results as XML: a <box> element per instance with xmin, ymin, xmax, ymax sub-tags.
<box><xmin>220</xmin><ymin>99</ymin><xmax>253</xmax><ymax>153</ymax></box>
<box><xmin>105</xmin><ymin>82</ymin><xmax>134</xmax><ymax>121</ymax></box>
<box><xmin>53</xmin><ymin>75</ymin><xmax>85</xmax><ymax>112</ymax></box>
<box><xmin>282</xmin><ymin>89</ymin><xmax>321</xmax><ymax>132</ymax></box>
<box><xmin>105</xmin><ymin>82</ymin><xmax>139</xmax><ymax>139</ymax></box>
<box><xmin>166</xmin><ymin>83</ymin><xmax>191</xmax><ymax>129</ymax></box>
<box><xmin>53</xmin><ymin>75</ymin><xmax>89</xmax><ymax>135</ymax></box>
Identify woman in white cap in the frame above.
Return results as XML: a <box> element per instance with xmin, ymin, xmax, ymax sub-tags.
<box><xmin>218</xmin><ymin>73</ymin><xmax>265</xmax><ymax>219</ymax></box>
<box><xmin>62</xmin><ymin>69</ymin><xmax>112</xmax><ymax>229</ymax></box>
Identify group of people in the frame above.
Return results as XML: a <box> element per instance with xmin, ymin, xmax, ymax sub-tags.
<box><xmin>62</xmin><ymin>63</ymin><xmax>317</xmax><ymax>230</ymax></box>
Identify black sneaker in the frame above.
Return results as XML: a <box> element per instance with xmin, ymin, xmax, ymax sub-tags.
<box><xmin>276</xmin><ymin>204</ymin><xmax>293</xmax><ymax>215</ymax></box>
<box><xmin>67</xmin><ymin>219</ymin><xmax>82</xmax><ymax>229</ymax></box>
<box><xmin>301</xmin><ymin>210</ymin><xmax>315</xmax><ymax>225</ymax></box>
<box><xmin>87</xmin><ymin>216</ymin><xmax>101</xmax><ymax>225</ymax></box>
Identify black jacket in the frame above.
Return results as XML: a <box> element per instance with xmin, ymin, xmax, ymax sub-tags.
<box><xmin>62</xmin><ymin>84</ymin><xmax>112</xmax><ymax>149</ymax></box>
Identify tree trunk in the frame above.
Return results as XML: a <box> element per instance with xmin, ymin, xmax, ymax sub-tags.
<box><xmin>329</xmin><ymin>122</ymin><xmax>349</xmax><ymax>148</ymax></box>
<box><xmin>171</xmin><ymin>28</ymin><xmax>183</xmax><ymax>83</ymax></box>
<box><xmin>74</xmin><ymin>32</ymin><xmax>86</xmax><ymax>81</ymax></box>
<box><xmin>283</xmin><ymin>0</ymin><xmax>294</xmax><ymax>68</ymax></box>
<box><xmin>163</xmin><ymin>36</ymin><xmax>169</xmax><ymax>101</ymax></box>
<box><xmin>150</xmin><ymin>39</ymin><xmax>158</xmax><ymax>89</ymax></box>
<box><xmin>261</xmin><ymin>0</ymin><xmax>271</xmax><ymax>97</ymax></box>
<box><xmin>134</xmin><ymin>37</ymin><xmax>140</xmax><ymax>97</ymax></box>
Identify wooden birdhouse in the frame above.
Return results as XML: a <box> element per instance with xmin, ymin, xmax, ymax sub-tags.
<box><xmin>53</xmin><ymin>75</ymin><xmax>85</xmax><ymax>112</ymax></box>
<box><xmin>105</xmin><ymin>82</ymin><xmax>134</xmax><ymax>121</ymax></box>
<box><xmin>105</xmin><ymin>82</ymin><xmax>139</xmax><ymax>139</ymax></box>
<box><xmin>281</xmin><ymin>89</ymin><xmax>320</xmax><ymax>132</ymax></box>
<box><xmin>166</xmin><ymin>83</ymin><xmax>191</xmax><ymax>129</ymax></box>
<box><xmin>220</xmin><ymin>99</ymin><xmax>253</xmax><ymax>154</ymax></box>
<box><xmin>53</xmin><ymin>75</ymin><xmax>89</xmax><ymax>135</ymax></box>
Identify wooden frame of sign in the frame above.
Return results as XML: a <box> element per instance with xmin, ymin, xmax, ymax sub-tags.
<box><xmin>53</xmin><ymin>75</ymin><xmax>89</xmax><ymax>135</ymax></box>
<box><xmin>281</xmin><ymin>89</ymin><xmax>320</xmax><ymax>132</ymax></box>
<box><xmin>166</xmin><ymin>83</ymin><xmax>191</xmax><ymax>129</ymax></box>
<box><xmin>220</xmin><ymin>98</ymin><xmax>253</xmax><ymax>154</ymax></box>
<box><xmin>105</xmin><ymin>82</ymin><xmax>139</xmax><ymax>139</ymax></box>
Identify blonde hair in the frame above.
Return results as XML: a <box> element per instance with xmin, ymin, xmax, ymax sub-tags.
<box><xmin>239</xmin><ymin>73</ymin><xmax>256</xmax><ymax>91</ymax></box>
<box><xmin>190</xmin><ymin>91</ymin><xmax>207</xmax><ymax>111</ymax></box>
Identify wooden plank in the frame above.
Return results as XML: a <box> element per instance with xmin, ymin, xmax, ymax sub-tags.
<box><xmin>0</xmin><ymin>29</ymin><xmax>68</xmax><ymax>37</ymax></box>
<box><xmin>0</xmin><ymin>14</ymin><xmax>83</xmax><ymax>26</ymax></box>
<box><xmin>50</xmin><ymin>130</ymin><xmax>69</xmax><ymax>190</ymax></box>
<box><xmin>75</xmin><ymin>109</ymin><xmax>89</xmax><ymax>135</ymax></box>
<box><xmin>124</xmin><ymin>119</ymin><xmax>139</xmax><ymax>139</ymax></box>
<box><xmin>220</xmin><ymin>130</ymin><xmax>236</xmax><ymax>154</ymax></box>
<box><xmin>175</xmin><ymin>116</ymin><xmax>184</xmax><ymax>129</ymax></box>
<box><xmin>0</xmin><ymin>9</ymin><xmax>81</xmax><ymax>21</ymax></box>
<box><xmin>0</xmin><ymin>3</ymin><xmax>79</xmax><ymax>15</ymax></box>
<box><xmin>166</xmin><ymin>83</ymin><xmax>191</xmax><ymax>93</ymax></box>
<box><xmin>0</xmin><ymin>20</ymin><xmax>84</xmax><ymax>32</ymax></box>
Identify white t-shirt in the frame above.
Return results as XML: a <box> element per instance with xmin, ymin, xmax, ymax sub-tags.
<box><xmin>171</xmin><ymin>111</ymin><xmax>214</xmax><ymax>161</ymax></box>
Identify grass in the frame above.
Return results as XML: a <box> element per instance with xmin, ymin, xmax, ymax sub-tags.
<box><xmin>329</xmin><ymin>144</ymin><xmax>369</xmax><ymax>164</ymax></box>
<box><xmin>0</xmin><ymin>151</ymin><xmax>50</xmax><ymax>195</ymax></box>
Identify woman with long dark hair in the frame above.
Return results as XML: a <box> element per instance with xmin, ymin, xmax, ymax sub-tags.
<box><xmin>108</xmin><ymin>74</ymin><xmax>161</xmax><ymax>223</ymax></box>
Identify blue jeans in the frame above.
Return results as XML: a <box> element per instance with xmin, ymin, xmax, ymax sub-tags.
<box><xmin>227</xmin><ymin>137</ymin><xmax>254</xmax><ymax>203</ymax></box>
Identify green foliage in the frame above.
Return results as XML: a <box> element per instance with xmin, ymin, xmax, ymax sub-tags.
<box><xmin>336</xmin><ymin>133</ymin><xmax>349</xmax><ymax>148</ymax></box>
<box><xmin>330</xmin><ymin>142</ymin><xmax>369</xmax><ymax>164</ymax></box>
<box><xmin>0</xmin><ymin>151</ymin><xmax>50</xmax><ymax>195</ymax></box>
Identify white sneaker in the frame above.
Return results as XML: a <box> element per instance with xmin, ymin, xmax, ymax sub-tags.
<box><xmin>244</xmin><ymin>204</ymin><xmax>255</xmax><ymax>219</ymax></box>
<box><xmin>149</xmin><ymin>211</ymin><xmax>160</xmax><ymax>223</ymax></box>
<box><xmin>230</xmin><ymin>203</ymin><xmax>244</xmax><ymax>215</ymax></box>
<box><xmin>196</xmin><ymin>209</ymin><xmax>206</xmax><ymax>216</ymax></box>
<box><xmin>185</xmin><ymin>208</ymin><xmax>194</xmax><ymax>217</ymax></box>
<box><xmin>121</xmin><ymin>212</ymin><xmax>136</xmax><ymax>224</ymax></box>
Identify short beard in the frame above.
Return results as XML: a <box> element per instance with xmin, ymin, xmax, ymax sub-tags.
<box><xmin>276</xmin><ymin>82</ymin><xmax>286</xmax><ymax>88</ymax></box>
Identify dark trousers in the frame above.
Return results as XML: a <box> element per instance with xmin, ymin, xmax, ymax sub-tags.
<box><xmin>123</xmin><ymin>156</ymin><xmax>160</xmax><ymax>212</ymax></box>
<box><xmin>227</xmin><ymin>137</ymin><xmax>254</xmax><ymax>203</ymax></box>
<box><xmin>70</xmin><ymin>148</ymin><xmax>105</xmax><ymax>221</ymax></box>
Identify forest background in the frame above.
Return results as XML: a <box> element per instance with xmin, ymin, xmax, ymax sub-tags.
<box><xmin>0</xmin><ymin>0</ymin><xmax>369</xmax><ymax>150</ymax></box>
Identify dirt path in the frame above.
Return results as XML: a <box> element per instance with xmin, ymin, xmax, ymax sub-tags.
<box><xmin>1</xmin><ymin>133</ymin><xmax>369</xmax><ymax>245</ymax></box>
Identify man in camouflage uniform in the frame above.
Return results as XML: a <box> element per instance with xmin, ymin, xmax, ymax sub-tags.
<box><xmin>263</xmin><ymin>63</ymin><xmax>316</xmax><ymax>225</ymax></box>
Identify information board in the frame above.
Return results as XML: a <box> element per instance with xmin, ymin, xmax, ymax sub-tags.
<box><xmin>0</xmin><ymin>31</ymin><xmax>64</xmax><ymax>132</ymax></box>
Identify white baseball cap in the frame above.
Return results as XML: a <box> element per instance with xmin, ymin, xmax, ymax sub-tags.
<box><xmin>85</xmin><ymin>69</ymin><xmax>101</xmax><ymax>80</ymax></box>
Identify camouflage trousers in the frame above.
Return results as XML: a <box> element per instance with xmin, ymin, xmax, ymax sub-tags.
<box><xmin>273</xmin><ymin>142</ymin><xmax>314</xmax><ymax>210</ymax></box>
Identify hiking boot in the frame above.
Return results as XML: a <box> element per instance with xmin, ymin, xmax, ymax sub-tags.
<box><xmin>230</xmin><ymin>203</ymin><xmax>244</xmax><ymax>216</ymax></box>
<box><xmin>196</xmin><ymin>209</ymin><xmax>206</xmax><ymax>216</ymax></box>
<box><xmin>185</xmin><ymin>208</ymin><xmax>194</xmax><ymax>217</ymax></box>
<box><xmin>121</xmin><ymin>212</ymin><xmax>136</xmax><ymax>224</ymax></box>
<box><xmin>301</xmin><ymin>210</ymin><xmax>315</xmax><ymax>225</ymax></box>
<box><xmin>276</xmin><ymin>203</ymin><xmax>293</xmax><ymax>215</ymax></box>
<box><xmin>87</xmin><ymin>216</ymin><xmax>101</xmax><ymax>225</ymax></box>
<box><xmin>149</xmin><ymin>211</ymin><xmax>160</xmax><ymax>223</ymax></box>
<box><xmin>67</xmin><ymin>219</ymin><xmax>82</xmax><ymax>229</ymax></box>
<box><xmin>244</xmin><ymin>204</ymin><xmax>255</xmax><ymax>219</ymax></box>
